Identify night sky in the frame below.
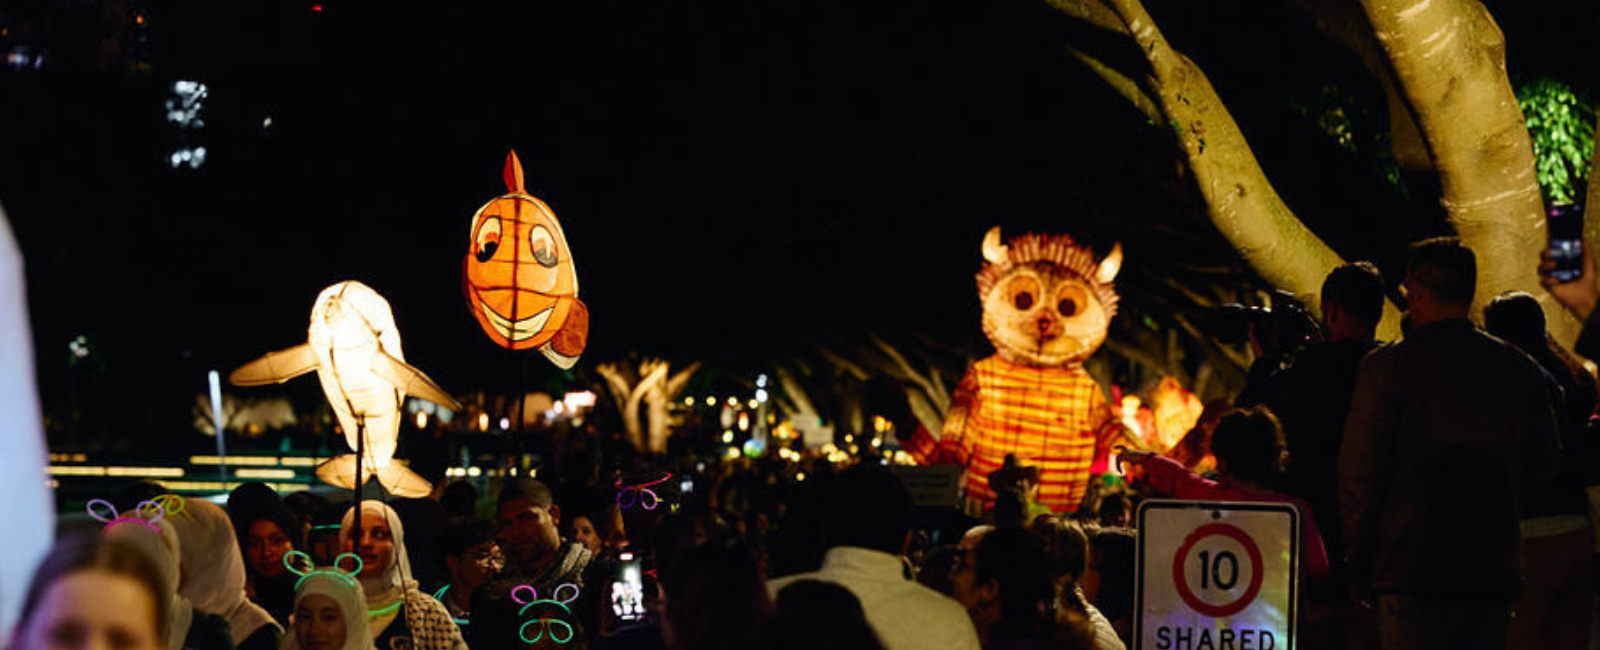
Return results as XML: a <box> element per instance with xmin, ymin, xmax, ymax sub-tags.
<box><xmin>0</xmin><ymin>0</ymin><xmax>1593</xmax><ymax>442</ymax></box>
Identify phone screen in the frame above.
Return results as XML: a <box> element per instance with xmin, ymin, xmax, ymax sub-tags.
<box><xmin>1548</xmin><ymin>204</ymin><xmax>1584</xmax><ymax>282</ymax></box>
<box><xmin>611</xmin><ymin>552</ymin><xmax>645</xmax><ymax>622</ymax></box>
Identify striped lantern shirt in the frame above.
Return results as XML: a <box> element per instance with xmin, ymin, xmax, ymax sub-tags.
<box><xmin>904</xmin><ymin>355</ymin><xmax>1121</xmax><ymax>511</ymax></box>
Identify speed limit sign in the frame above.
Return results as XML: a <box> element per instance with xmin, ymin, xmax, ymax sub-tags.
<box><xmin>1135</xmin><ymin>500</ymin><xmax>1299</xmax><ymax>650</ymax></box>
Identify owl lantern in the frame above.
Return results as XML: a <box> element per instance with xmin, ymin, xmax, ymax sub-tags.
<box><xmin>903</xmin><ymin>227</ymin><xmax>1132</xmax><ymax>512</ymax></box>
<box><xmin>464</xmin><ymin>151</ymin><xmax>589</xmax><ymax>369</ymax></box>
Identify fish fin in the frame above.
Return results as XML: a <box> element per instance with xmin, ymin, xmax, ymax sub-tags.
<box><xmin>369</xmin><ymin>351</ymin><xmax>463</xmax><ymax>411</ymax></box>
<box><xmin>375</xmin><ymin>463</ymin><xmax>435</xmax><ymax>498</ymax></box>
<box><xmin>228</xmin><ymin>344</ymin><xmax>318</xmax><ymax>386</ymax></box>
<box><xmin>314</xmin><ymin>455</ymin><xmax>361</xmax><ymax>490</ymax></box>
<box><xmin>504</xmin><ymin>150</ymin><xmax>526</xmax><ymax>194</ymax></box>
<box><xmin>549</xmin><ymin>299</ymin><xmax>588</xmax><ymax>358</ymax></box>
<box><xmin>540</xmin><ymin>343</ymin><xmax>579</xmax><ymax>370</ymax></box>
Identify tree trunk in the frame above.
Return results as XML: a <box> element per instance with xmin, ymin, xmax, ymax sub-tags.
<box><xmin>1362</xmin><ymin>0</ymin><xmax>1575</xmax><ymax>340</ymax></box>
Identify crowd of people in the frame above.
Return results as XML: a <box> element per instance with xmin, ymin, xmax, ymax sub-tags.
<box><xmin>12</xmin><ymin>235</ymin><xmax>1600</xmax><ymax>650</ymax></box>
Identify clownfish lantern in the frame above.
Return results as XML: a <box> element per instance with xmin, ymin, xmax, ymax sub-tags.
<box><xmin>464</xmin><ymin>151</ymin><xmax>589</xmax><ymax>368</ymax></box>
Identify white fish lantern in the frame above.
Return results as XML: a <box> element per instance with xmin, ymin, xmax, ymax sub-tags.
<box><xmin>230</xmin><ymin>281</ymin><xmax>462</xmax><ymax>497</ymax></box>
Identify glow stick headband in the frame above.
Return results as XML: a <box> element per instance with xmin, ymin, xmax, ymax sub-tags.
<box><xmin>511</xmin><ymin>583</ymin><xmax>580</xmax><ymax>645</ymax></box>
<box><xmin>283</xmin><ymin>551</ymin><xmax>363</xmax><ymax>591</ymax></box>
<box><xmin>87</xmin><ymin>494</ymin><xmax>183</xmax><ymax>534</ymax></box>
<box><xmin>615</xmin><ymin>472</ymin><xmax>672</xmax><ymax>511</ymax></box>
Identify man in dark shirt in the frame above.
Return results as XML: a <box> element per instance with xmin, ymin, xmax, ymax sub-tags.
<box><xmin>1342</xmin><ymin>237</ymin><xmax>1561</xmax><ymax>650</ymax></box>
<box><xmin>1266</xmin><ymin>262</ymin><xmax>1385</xmax><ymax>582</ymax></box>
<box><xmin>471</xmin><ymin>478</ymin><xmax>602</xmax><ymax>649</ymax></box>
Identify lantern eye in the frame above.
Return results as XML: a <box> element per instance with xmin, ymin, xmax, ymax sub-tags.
<box><xmin>1056</xmin><ymin>285</ymin><xmax>1088</xmax><ymax>317</ymax></box>
<box><xmin>474</xmin><ymin>216</ymin><xmax>502</xmax><ymax>263</ymax></box>
<box><xmin>529</xmin><ymin>225</ymin><xmax>558</xmax><ymax>268</ymax></box>
<box><xmin>1004</xmin><ymin>275</ymin><xmax>1040</xmax><ymax>312</ymax></box>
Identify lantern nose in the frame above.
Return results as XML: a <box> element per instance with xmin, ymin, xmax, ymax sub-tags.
<box><xmin>1035</xmin><ymin>313</ymin><xmax>1059</xmax><ymax>340</ymax></box>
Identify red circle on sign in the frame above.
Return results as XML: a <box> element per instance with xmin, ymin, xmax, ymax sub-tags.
<box><xmin>1171</xmin><ymin>522</ymin><xmax>1265</xmax><ymax>618</ymax></box>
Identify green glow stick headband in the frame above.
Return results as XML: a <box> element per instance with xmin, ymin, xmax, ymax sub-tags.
<box><xmin>512</xmin><ymin>583</ymin><xmax>580</xmax><ymax>644</ymax></box>
<box><xmin>283</xmin><ymin>550</ymin><xmax>363</xmax><ymax>591</ymax></box>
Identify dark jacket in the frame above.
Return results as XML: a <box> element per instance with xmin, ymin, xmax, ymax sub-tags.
<box><xmin>471</xmin><ymin>540</ymin><xmax>600</xmax><ymax>650</ymax></box>
<box><xmin>1339</xmin><ymin>319</ymin><xmax>1561</xmax><ymax>602</ymax></box>
<box><xmin>1268</xmin><ymin>338</ymin><xmax>1380</xmax><ymax>567</ymax></box>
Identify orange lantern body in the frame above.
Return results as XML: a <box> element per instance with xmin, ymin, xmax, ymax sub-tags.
<box><xmin>463</xmin><ymin>151</ymin><xmax>588</xmax><ymax>369</ymax></box>
<box><xmin>903</xmin><ymin>227</ymin><xmax>1133</xmax><ymax>512</ymax></box>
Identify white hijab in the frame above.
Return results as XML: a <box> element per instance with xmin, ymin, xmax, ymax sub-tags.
<box><xmin>104</xmin><ymin>519</ymin><xmax>193</xmax><ymax>650</ymax></box>
<box><xmin>337</xmin><ymin>502</ymin><xmax>414</xmax><ymax>606</ymax></box>
<box><xmin>168</xmin><ymin>499</ymin><xmax>282</xmax><ymax>644</ymax></box>
<box><xmin>282</xmin><ymin>572</ymin><xmax>374</xmax><ymax>650</ymax></box>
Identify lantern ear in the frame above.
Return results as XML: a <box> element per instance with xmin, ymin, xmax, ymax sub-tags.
<box><xmin>982</xmin><ymin>226</ymin><xmax>1009</xmax><ymax>265</ymax></box>
<box><xmin>1096</xmin><ymin>242</ymin><xmax>1123</xmax><ymax>284</ymax></box>
<box><xmin>504</xmin><ymin>150</ymin><xmax>526</xmax><ymax>195</ymax></box>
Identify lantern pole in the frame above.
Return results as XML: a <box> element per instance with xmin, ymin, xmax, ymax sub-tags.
<box><xmin>353</xmin><ymin>416</ymin><xmax>364</xmax><ymax>551</ymax></box>
<box><xmin>514</xmin><ymin>356</ymin><xmax>529</xmax><ymax>476</ymax></box>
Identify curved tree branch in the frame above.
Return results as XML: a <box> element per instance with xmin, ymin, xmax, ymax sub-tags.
<box><xmin>1046</xmin><ymin>0</ymin><xmax>1404</xmax><ymax>338</ymax></box>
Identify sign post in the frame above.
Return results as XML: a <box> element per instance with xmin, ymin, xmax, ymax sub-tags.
<box><xmin>1135</xmin><ymin>500</ymin><xmax>1300</xmax><ymax>650</ymax></box>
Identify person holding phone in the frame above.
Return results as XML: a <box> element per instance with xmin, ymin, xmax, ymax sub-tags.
<box><xmin>1539</xmin><ymin>205</ymin><xmax>1600</xmax><ymax>361</ymax></box>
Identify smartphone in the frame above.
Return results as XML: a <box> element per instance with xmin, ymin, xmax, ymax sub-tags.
<box><xmin>611</xmin><ymin>552</ymin><xmax>645</xmax><ymax>622</ymax></box>
<box><xmin>1548</xmin><ymin>204</ymin><xmax>1584</xmax><ymax>282</ymax></box>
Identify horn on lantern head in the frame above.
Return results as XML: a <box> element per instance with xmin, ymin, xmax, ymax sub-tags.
<box><xmin>982</xmin><ymin>226</ymin><xmax>1010</xmax><ymax>265</ymax></box>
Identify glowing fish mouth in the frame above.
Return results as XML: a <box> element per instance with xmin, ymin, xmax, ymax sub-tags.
<box><xmin>478</xmin><ymin>297</ymin><xmax>553</xmax><ymax>343</ymax></box>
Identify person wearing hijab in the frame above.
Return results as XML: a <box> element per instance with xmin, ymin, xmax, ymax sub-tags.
<box><xmin>169</xmin><ymin>499</ymin><xmax>283</xmax><ymax>650</ymax></box>
<box><xmin>103</xmin><ymin>514</ymin><xmax>234</xmax><ymax>650</ymax></box>
<box><xmin>228</xmin><ymin>483</ymin><xmax>306</xmax><ymax>627</ymax></box>
<box><xmin>339</xmin><ymin>502</ymin><xmax>465</xmax><ymax>650</ymax></box>
<box><xmin>282</xmin><ymin>567</ymin><xmax>374</xmax><ymax>650</ymax></box>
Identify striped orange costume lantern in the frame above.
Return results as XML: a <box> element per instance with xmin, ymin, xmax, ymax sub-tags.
<box><xmin>903</xmin><ymin>227</ymin><xmax>1133</xmax><ymax>512</ymax></box>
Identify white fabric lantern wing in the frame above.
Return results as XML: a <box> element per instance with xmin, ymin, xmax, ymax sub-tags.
<box><xmin>227</xmin><ymin>344</ymin><xmax>318</xmax><ymax>385</ymax></box>
<box><xmin>369</xmin><ymin>351</ymin><xmax>462</xmax><ymax>412</ymax></box>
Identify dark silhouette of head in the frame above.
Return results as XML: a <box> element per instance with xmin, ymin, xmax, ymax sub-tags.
<box><xmin>1209</xmin><ymin>406</ymin><xmax>1287</xmax><ymax>483</ymax></box>
<box><xmin>822</xmin><ymin>465</ymin><xmax>912</xmax><ymax>555</ymax></box>
<box><xmin>1408</xmin><ymin>235</ymin><xmax>1478</xmax><ymax>312</ymax></box>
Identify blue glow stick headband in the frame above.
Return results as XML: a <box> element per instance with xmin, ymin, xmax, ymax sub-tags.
<box><xmin>283</xmin><ymin>550</ymin><xmax>364</xmax><ymax>591</ymax></box>
<box><xmin>87</xmin><ymin>495</ymin><xmax>181</xmax><ymax>535</ymax></box>
<box><xmin>511</xmin><ymin>583</ymin><xmax>580</xmax><ymax>645</ymax></box>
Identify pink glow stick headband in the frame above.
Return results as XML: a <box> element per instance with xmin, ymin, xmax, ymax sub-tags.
<box><xmin>511</xmin><ymin>583</ymin><xmax>580</xmax><ymax>644</ymax></box>
<box><xmin>87</xmin><ymin>494</ymin><xmax>182</xmax><ymax>534</ymax></box>
<box><xmin>615</xmin><ymin>472</ymin><xmax>672</xmax><ymax>511</ymax></box>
